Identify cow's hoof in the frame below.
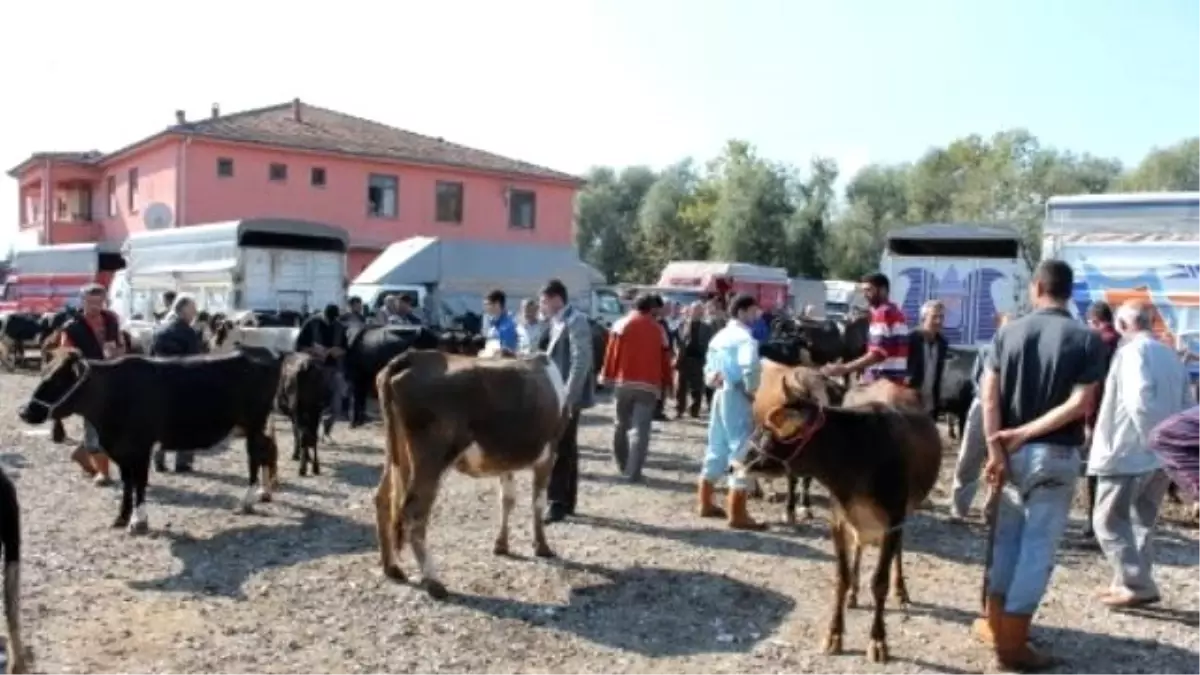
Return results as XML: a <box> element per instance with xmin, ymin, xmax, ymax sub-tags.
<box><xmin>291</xmin><ymin>451</ymin><xmax>300</xmax><ymax>461</ymax></box>
<box><xmin>822</xmin><ymin>633</ymin><xmax>843</xmax><ymax>655</ymax></box>
<box><xmin>492</xmin><ymin>540</ymin><xmax>510</xmax><ymax>557</ymax></box>
<box><xmin>867</xmin><ymin>639</ymin><xmax>889</xmax><ymax>663</ymax></box>
<box><xmin>383</xmin><ymin>564</ymin><xmax>407</xmax><ymax>582</ymax></box>
<box><xmin>846</xmin><ymin>594</ymin><xmax>858</xmax><ymax>609</ymax></box>
<box><xmin>892</xmin><ymin>589</ymin><xmax>911</xmax><ymax>607</ymax></box>
<box><xmin>237</xmin><ymin>503</ymin><xmax>255</xmax><ymax>515</ymax></box>
<box><xmin>111</xmin><ymin>516</ymin><xmax>130</xmax><ymax>529</ymax></box>
<box><xmin>258</xmin><ymin>489</ymin><xmax>272</xmax><ymax>503</ymax></box>
<box><xmin>298</xmin><ymin>466</ymin><xmax>308</xmax><ymax>478</ymax></box>
<box><xmin>802</xmin><ymin>508</ymin><xmax>814</xmax><ymax>521</ymax></box>
<box><xmin>128</xmin><ymin>519</ymin><xmax>149</xmax><ymax>536</ymax></box>
<box><xmin>422</xmin><ymin>579</ymin><xmax>449</xmax><ymax>600</ymax></box>
<box><xmin>765</xmin><ymin>493</ymin><xmax>786</xmax><ymax>504</ymax></box>
<box><xmin>785</xmin><ymin>512</ymin><xmax>797</xmax><ymax>526</ymax></box>
<box><xmin>533</xmin><ymin>543</ymin><xmax>556</xmax><ymax>558</ymax></box>
<box><xmin>311</xmin><ymin>464</ymin><xmax>320</xmax><ymax>476</ymax></box>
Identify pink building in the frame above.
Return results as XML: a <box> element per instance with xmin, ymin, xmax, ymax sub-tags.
<box><xmin>8</xmin><ymin>99</ymin><xmax>583</xmax><ymax>276</ymax></box>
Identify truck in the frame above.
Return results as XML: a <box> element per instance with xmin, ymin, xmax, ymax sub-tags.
<box><xmin>655</xmin><ymin>260</ymin><xmax>790</xmax><ymax>311</ymax></box>
<box><xmin>107</xmin><ymin>218</ymin><xmax>350</xmax><ymax>323</ymax></box>
<box><xmin>823</xmin><ymin>280</ymin><xmax>865</xmax><ymax>321</ymax></box>
<box><xmin>788</xmin><ymin>278</ymin><xmax>826</xmax><ymax>318</ymax></box>
<box><xmin>0</xmin><ymin>242</ymin><xmax>126</xmax><ymax>315</ymax></box>
<box><xmin>880</xmin><ymin>223</ymin><xmax>1030</xmax><ymax>348</ymax></box>
<box><xmin>1043</xmin><ymin>191</ymin><xmax>1199</xmax><ymax>382</ymax></box>
<box><xmin>347</xmin><ymin>236</ymin><xmax>623</xmax><ymax>328</ymax></box>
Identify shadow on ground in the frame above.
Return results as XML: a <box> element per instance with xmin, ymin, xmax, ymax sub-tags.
<box><xmin>575</xmin><ymin>513</ymin><xmax>832</xmax><ymax>560</ymax></box>
<box><xmin>128</xmin><ymin>504</ymin><xmax>374</xmax><ymax>599</ymax></box>
<box><xmin>446</xmin><ymin>559</ymin><xmax>795</xmax><ymax>658</ymax></box>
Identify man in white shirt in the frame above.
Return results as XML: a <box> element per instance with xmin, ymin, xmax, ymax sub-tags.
<box><xmin>1088</xmin><ymin>300</ymin><xmax>1195</xmax><ymax>608</ymax></box>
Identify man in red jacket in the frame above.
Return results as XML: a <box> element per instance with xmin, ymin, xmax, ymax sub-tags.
<box><xmin>601</xmin><ymin>294</ymin><xmax>674</xmax><ymax>482</ymax></box>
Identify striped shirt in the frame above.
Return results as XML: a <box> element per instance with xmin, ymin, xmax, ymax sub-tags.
<box><xmin>865</xmin><ymin>301</ymin><xmax>909</xmax><ymax>383</ymax></box>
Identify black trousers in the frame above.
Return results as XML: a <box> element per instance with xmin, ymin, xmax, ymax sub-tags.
<box><xmin>547</xmin><ymin>412</ymin><xmax>581</xmax><ymax>512</ymax></box>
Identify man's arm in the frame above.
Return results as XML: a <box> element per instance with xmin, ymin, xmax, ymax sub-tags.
<box><xmin>563</xmin><ymin>314</ymin><xmax>593</xmax><ymax>409</ymax></box>
<box><xmin>1008</xmin><ymin>333</ymin><xmax>1106</xmax><ymax>443</ymax></box>
<box><xmin>1118</xmin><ymin>347</ymin><xmax>1154</xmax><ymax>441</ymax></box>
<box><xmin>498</xmin><ymin>318</ymin><xmax>519</xmax><ymax>353</ymax></box>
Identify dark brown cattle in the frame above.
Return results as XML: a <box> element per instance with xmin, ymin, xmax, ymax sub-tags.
<box><xmin>0</xmin><ymin>466</ymin><xmax>26</xmax><ymax>674</ymax></box>
<box><xmin>276</xmin><ymin>352</ymin><xmax>328</xmax><ymax>477</ymax></box>
<box><xmin>740</xmin><ymin>383</ymin><xmax>941</xmax><ymax>664</ymax></box>
<box><xmin>374</xmin><ymin>349</ymin><xmax>568</xmax><ymax>599</ymax></box>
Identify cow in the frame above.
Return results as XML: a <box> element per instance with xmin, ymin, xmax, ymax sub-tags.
<box><xmin>936</xmin><ymin>346</ymin><xmax>976</xmax><ymax>440</ymax></box>
<box><xmin>17</xmin><ymin>349</ymin><xmax>282</xmax><ymax>534</ymax></box>
<box><xmin>793</xmin><ymin>316</ymin><xmax>870</xmax><ymax>375</ymax></box>
<box><xmin>373</xmin><ymin>349</ymin><xmax>568</xmax><ymax>599</ymax></box>
<box><xmin>276</xmin><ymin>352</ymin><xmax>328</xmax><ymax>477</ymax></box>
<box><xmin>739</xmin><ymin>381</ymin><xmax>940</xmax><ymax>664</ymax></box>
<box><xmin>0</xmin><ymin>313</ymin><xmax>46</xmax><ymax>370</ymax></box>
<box><xmin>0</xmin><ymin>467</ymin><xmax>26</xmax><ymax>674</ymax></box>
<box><xmin>341</xmin><ymin>326</ymin><xmax>450</xmax><ymax>427</ymax></box>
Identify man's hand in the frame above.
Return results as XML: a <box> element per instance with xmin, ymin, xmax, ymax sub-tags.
<box><xmin>708</xmin><ymin>372</ymin><xmax>725</xmax><ymax>389</ymax></box>
<box><xmin>987</xmin><ymin>427</ymin><xmax>1029</xmax><ymax>454</ymax></box>
<box><xmin>329</xmin><ymin>346</ymin><xmax>345</xmax><ymax>358</ymax></box>
<box><xmin>821</xmin><ymin>362</ymin><xmax>847</xmax><ymax>378</ymax></box>
<box><xmin>984</xmin><ymin>448</ymin><xmax>1007</xmax><ymax>487</ymax></box>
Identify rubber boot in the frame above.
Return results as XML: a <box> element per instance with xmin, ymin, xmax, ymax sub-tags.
<box><xmin>726</xmin><ymin>489</ymin><xmax>767</xmax><ymax>531</ymax></box>
<box><xmin>91</xmin><ymin>454</ymin><xmax>113</xmax><ymax>487</ymax></box>
<box><xmin>996</xmin><ymin>613</ymin><xmax>1055</xmax><ymax>672</ymax></box>
<box><xmin>697</xmin><ymin>479</ymin><xmax>726</xmax><ymax>519</ymax></box>
<box><xmin>972</xmin><ymin>594</ymin><xmax>1003</xmax><ymax>645</ymax></box>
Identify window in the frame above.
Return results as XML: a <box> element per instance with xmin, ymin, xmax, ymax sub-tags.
<box><xmin>311</xmin><ymin>167</ymin><xmax>327</xmax><ymax>187</ymax></box>
<box><xmin>367</xmin><ymin>174</ymin><xmax>398</xmax><ymax>218</ymax></box>
<box><xmin>127</xmin><ymin>168</ymin><xmax>139</xmax><ymax>212</ymax></box>
<box><xmin>435</xmin><ymin>181</ymin><xmax>464</xmax><ymax>223</ymax></box>
<box><xmin>508</xmin><ymin>189</ymin><xmax>536</xmax><ymax>229</ymax></box>
<box><xmin>106</xmin><ymin>176</ymin><xmax>117</xmax><ymax>217</ymax></box>
<box><xmin>217</xmin><ymin>158</ymin><xmax>234</xmax><ymax>177</ymax></box>
<box><xmin>269</xmin><ymin>163</ymin><xmax>288</xmax><ymax>181</ymax></box>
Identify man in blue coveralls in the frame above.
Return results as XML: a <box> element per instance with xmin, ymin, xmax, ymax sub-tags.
<box><xmin>483</xmin><ymin>289</ymin><xmax>519</xmax><ymax>354</ymax></box>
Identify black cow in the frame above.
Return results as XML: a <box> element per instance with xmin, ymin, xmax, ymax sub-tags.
<box><xmin>18</xmin><ymin>350</ymin><xmax>282</xmax><ymax>534</ymax></box>
<box><xmin>276</xmin><ymin>352</ymin><xmax>328</xmax><ymax>477</ymax></box>
<box><xmin>937</xmin><ymin>346</ymin><xmax>976</xmax><ymax>440</ymax></box>
<box><xmin>794</xmin><ymin>316</ymin><xmax>870</xmax><ymax>368</ymax></box>
<box><xmin>0</xmin><ymin>466</ymin><xmax>26</xmax><ymax>674</ymax></box>
<box><xmin>0</xmin><ymin>313</ymin><xmax>45</xmax><ymax>369</ymax></box>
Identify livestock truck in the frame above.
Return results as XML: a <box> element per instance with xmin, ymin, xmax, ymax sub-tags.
<box><xmin>0</xmin><ymin>243</ymin><xmax>126</xmax><ymax>315</ymax></box>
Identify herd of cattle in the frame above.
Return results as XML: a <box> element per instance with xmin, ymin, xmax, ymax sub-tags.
<box><xmin>0</xmin><ymin>307</ymin><xmax>985</xmax><ymax>671</ymax></box>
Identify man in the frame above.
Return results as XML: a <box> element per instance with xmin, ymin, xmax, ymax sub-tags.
<box><xmin>150</xmin><ymin>295</ymin><xmax>205</xmax><ymax>473</ymax></box>
<box><xmin>341</xmin><ymin>296</ymin><xmax>367</xmax><ymax>326</ymax></box>
<box><xmin>907</xmin><ymin>300</ymin><xmax>948</xmax><ymax>419</ymax></box>
<box><xmin>821</xmin><ymin>273</ymin><xmax>908</xmax><ymax>383</ymax></box>
<box><xmin>155</xmin><ymin>290</ymin><xmax>177</xmax><ymax>322</ymax></box>
<box><xmin>704</xmin><ymin>298</ymin><xmax>728</xmax><ymax>412</ymax></box>
<box><xmin>950</xmin><ymin>313</ymin><xmax>1009</xmax><ymax>520</ymax></box>
<box><xmin>976</xmin><ymin>260</ymin><xmax>1106</xmax><ymax>671</ymax></box>
<box><xmin>649</xmin><ymin>296</ymin><xmax>674</xmax><ymax>421</ymax></box>
<box><xmin>377</xmin><ymin>294</ymin><xmax>422</xmax><ymax>326</ymax></box>
<box><xmin>601</xmin><ymin>294</ymin><xmax>673</xmax><ymax>482</ymax></box>
<box><xmin>295</xmin><ymin>304</ymin><xmax>349</xmax><ymax>438</ymax></box>
<box><xmin>482</xmin><ymin>289</ymin><xmax>519</xmax><ymax>354</ymax></box>
<box><xmin>60</xmin><ymin>284</ymin><xmax>124</xmax><ymax>485</ymax></box>
<box><xmin>516</xmin><ymin>298</ymin><xmax>545</xmax><ymax>355</ymax></box>
<box><xmin>1088</xmin><ymin>301</ymin><xmax>1194</xmax><ymax>608</ymax></box>
<box><xmin>1082</xmin><ymin>300</ymin><xmax>1123</xmax><ymax>538</ymax></box>
<box><xmin>697</xmin><ymin>293</ymin><xmax>766</xmax><ymax>530</ymax></box>
<box><xmin>1149</xmin><ymin>405</ymin><xmax>1200</xmax><ymax>503</ymax></box>
<box><xmin>675</xmin><ymin>301</ymin><xmax>711</xmax><ymax>419</ymax></box>
<box><xmin>540</xmin><ymin>279</ymin><xmax>595</xmax><ymax>523</ymax></box>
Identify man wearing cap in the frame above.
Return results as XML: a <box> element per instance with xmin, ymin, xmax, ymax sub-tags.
<box><xmin>60</xmin><ymin>283</ymin><xmax>124</xmax><ymax>485</ymax></box>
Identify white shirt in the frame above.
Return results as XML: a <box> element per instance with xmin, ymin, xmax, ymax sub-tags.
<box><xmin>1089</xmin><ymin>331</ymin><xmax>1195</xmax><ymax>476</ymax></box>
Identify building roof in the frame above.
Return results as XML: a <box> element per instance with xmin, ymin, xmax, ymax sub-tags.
<box><xmin>9</xmin><ymin>100</ymin><xmax>583</xmax><ymax>185</ymax></box>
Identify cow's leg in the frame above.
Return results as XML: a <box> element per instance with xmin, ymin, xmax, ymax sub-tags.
<box><xmin>492</xmin><ymin>472</ymin><xmax>516</xmax><ymax>556</ymax></box>
<box><xmin>374</xmin><ymin>463</ymin><xmax>406</xmax><ymax>581</ymax></box>
<box><xmin>846</xmin><ymin>543</ymin><xmax>863</xmax><ymax>609</ymax></box>
<box><xmin>113</xmin><ymin>459</ymin><xmax>134</xmax><ymax>529</ymax></box>
<box><xmin>310</xmin><ymin>415</ymin><xmax>321</xmax><ymax>476</ymax></box>
<box><xmin>890</xmin><ymin>536</ymin><xmax>910</xmax><ymax>606</ymax></box>
<box><xmin>785</xmin><ymin>475</ymin><xmax>798</xmax><ymax>525</ymax></box>
<box><xmin>239</xmin><ymin>433</ymin><xmax>273</xmax><ymax>513</ymax></box>
<box><xmin>294</xmin><ymin>422</ymin><xmax>308</xmax><ymax>477</ymax></box>
<box><xmin>128</xmin><ymin>456</ymin><xmax>151</xmax><ymax>535</ymax></box>
<box><xmin>801</xmin><ymin>476</ymin><xmax>814</xmax><ymax>520</ymax></box>
<box><xmin>350</xmin><ymin>375</ymin><xmax>370</xmax><ymax>427</ymax></box>
<box><xmin>403</xmin><ymin>460</ymin><xmax>448</xmax><ymax>599</ymax></box>
<box><xmin>530</xmin><ymin>450</ymin><xmax>555</xmax><ymax>558</ymax></box>
<box><xmin>867</xmin><ymin>528</ymin><xmax>902</xmax><ymax>663</ymax></box>
<box><xmin>823</xmin><ymin>517</ymin><xmax>852</xmax><ymax>655</ymax></box>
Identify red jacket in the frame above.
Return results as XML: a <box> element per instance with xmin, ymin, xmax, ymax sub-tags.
<box><xmin>601</xmin><ymin>311</ymin><xmax>673</xmax><ymax>396</ymax></box>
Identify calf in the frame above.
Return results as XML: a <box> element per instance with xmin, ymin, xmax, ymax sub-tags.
<box><xmin>374</xmin><ymin>349</ymin><xmax>568</xmax><ymax>599</ymax></box>
<box><xmin>17</xmin><ymin>350</ymin><xmax>282</xmax><ymax>534</ymax></box>
<box><xmin>0</xmin><ymin>467</ymin><xmax>26</xmax><ymax>674</ymax></box>
<box><xmin>0</xmin><ymin>313</ymin><xmax>45</xmax><ymax>370</ymax></box>
<box><xmin>277</xmin><ymin>352</ymin><xmax>328</xmax><ymax>476</ymax></box>
<box><xmin>740</xmin><ymin>385</ymin><xmax>940</xmax><ymax>664</ymax></box>
<box><xmin>937</xmin><ymin>346</ymin><xmax>976</xmax><ymax>440</ymax></box>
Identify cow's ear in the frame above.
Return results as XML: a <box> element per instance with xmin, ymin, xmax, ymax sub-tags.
<box><xmin>764</xmin><ymin>406</ymin><xmax>806</xmax><ymax>441</ymax></box>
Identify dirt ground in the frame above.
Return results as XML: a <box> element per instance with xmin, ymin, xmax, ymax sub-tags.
<box><xmin>0</xmin><ymin>370</ymin><xmax>1196</xmax><ymax>674</ymax></box>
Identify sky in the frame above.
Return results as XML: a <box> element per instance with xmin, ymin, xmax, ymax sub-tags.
<box><xmin>1</xmin><ymin>0</ymin><xmax>1196</xmax><ymax>250</ymax></box>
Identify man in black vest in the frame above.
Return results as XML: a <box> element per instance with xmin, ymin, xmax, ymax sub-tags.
<box><xmin>60</xmin><ymin>284</ymin><xmax>124</xmax><ymax>485</ymax></box>
<box><xmin>150</xmin><ymin>295</ymin><xmax>204</xmax><ymax>473</ymax></box>
<box><xmin>296</xmin><ymin>304</ymin><xmax>349</xmax><ymax>437</ymax></box>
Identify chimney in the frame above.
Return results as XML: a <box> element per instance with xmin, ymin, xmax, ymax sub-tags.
<box><xmin>211</xmin><ymin>103</ymin><xmax>220</xmax><ymax>119</ymax></box>
<box><xmin>292</xmin><ymin>97</ymin><xmax>302</xmax><ymax>122</ymax></box>
<box><xmin>175</xmin><ymin>110</ymin><xmax>186</xmax><ymax>124</ymax></box>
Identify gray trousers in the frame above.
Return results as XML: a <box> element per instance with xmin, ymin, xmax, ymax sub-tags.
<box><xmin>1093</xmin><ymin>470</ymin><xmax>1171</xmax><ymax>598</ymax></box>
<box><xmin>613</xmin><ymin>387</ymin><xmax>657</xmax><ymax>480</ymax></box>
<box><xmin>951</xmin><ymin>397</ymin><xmax>987</xmax><ymax>517</ymax></box>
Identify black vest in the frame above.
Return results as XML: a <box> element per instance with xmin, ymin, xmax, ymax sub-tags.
<box><xmin>63</xmin><ymin>312</ymin><xmax>119</xmax><ymax>360</ymax></box>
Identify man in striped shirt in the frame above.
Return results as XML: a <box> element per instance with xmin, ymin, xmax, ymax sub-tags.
<box><xmin>821</xmin><ymin>273</ymin><xmax>909</xmax><ymax>383</ymax></box>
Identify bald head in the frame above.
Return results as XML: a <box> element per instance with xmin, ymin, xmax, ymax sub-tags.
<box><xmin>1115</xmin><ymin>300</ymin><xmax>1153</xmax><ymax>335</ymax></box>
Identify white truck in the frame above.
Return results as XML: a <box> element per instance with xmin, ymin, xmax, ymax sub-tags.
<box><xmin>880</xmin><ymin>223</ymin><xmax>1030</xmax><ymax>348</ymax></box>
<box><xmin>823</xmin><ymin>280</ymin><xmax>865</xmax><ymax>321</ymax></box>
<box><xmin>108</xmin><ymin>218</ymin><xmax>350</xmax><ymax>323</ymax></box>
<box><xmin>347</xmin><ymin>236</ymin><xmax>622</xmax><ymax>328</ymax></box>
<box><xmin>1043</xmin><ymin>191</ymin><xmax>1199</xmax><ymax>383</ymax></box>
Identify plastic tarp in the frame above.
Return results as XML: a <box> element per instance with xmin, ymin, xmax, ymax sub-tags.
<box><xmin>887</xmin><ymin>223</ymin><xmax>1021</xmax><ymax>242</ymax></box>
<box><xmin>11</xmin><ymin>242</ymin><xmax>118</xmax><ymax>275</ymax></box>
<box><xmin>353</xmin><ymin>236</ymin><xmax>592</xmax><ymax>297</ymax></box>
<box><xmin>657</xmin><ymin>260</ymin><xmax>789</xmax><ymax>286</ymax></box>
<box><xmin>122</xmin><ymin>219</ymin><xmax>350</xmax><ymax>276</ymax></box>
<box><xmin>1044</xmin><ymin>192</ymin><xmax>1199</xmax><ymax>242</ymax></box>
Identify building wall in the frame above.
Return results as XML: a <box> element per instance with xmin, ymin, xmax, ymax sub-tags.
<box><xmin>93</xmin><ymin>140</ymin><xmax>180</xmax><ymax>241</ymax></box>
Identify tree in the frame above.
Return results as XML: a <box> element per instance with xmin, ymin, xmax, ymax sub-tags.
<box><xmin>708</xmin><ymin>141</ymin><xmax>794</xmax><ymax>268</ymax></box>
<box><xmin>1119</xmin><ymin>138</ymin><xmax>1199</xmax><ymax>192</ymax></box>
<box><xmin>574</xmin><ymin>165</ymin><xmax>657</xmax><ymax>282</ymax></box>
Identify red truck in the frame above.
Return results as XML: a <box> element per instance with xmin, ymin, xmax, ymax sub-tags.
<box><xmin>655</xmin><ymin>260</ymin><xmax>790</xmax><ymax>310</ymax></box>
<box><xmin>0</xmin><ymin>243</ymin><xmax>126</xmax><ymax>315</ymax></box>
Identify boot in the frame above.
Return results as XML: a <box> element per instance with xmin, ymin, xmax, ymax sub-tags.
<box><xmin>972</xmin><ymin>594</ymin><xmax>1003</xmax><ymax>645</ymax></box>
<box><xmin>91</xmin><ymin>454</ymin><xmax>113</xmax><ymax>487</ymax></box>
<box><xmin>996</xmin><ymin>613</ymin><xmax>1055</xmax><ymax>672</ymax></box>
<box><xmin>697</xmin><ymin>479</ymin><xmax>726</xmax><ymax>519</ymax></box>
<box><xmin>70</xmin><ymin>444</ymin><xmax>97</xmax><ymax>477</ymax></box>
<box><xmin>727</xmin><ymin>489</ymin><xmax>767</xmax><ymax>531</ymax></box>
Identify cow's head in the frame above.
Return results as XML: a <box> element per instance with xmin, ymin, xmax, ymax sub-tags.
<box><xmin>18</xmin><ymin>349</ymin><xmax>92</xmax><ymax>425</ymax></box>
<box><xmin>738</xmin><ymin>397</ymin><xmax>828</xmax><ymax>477</ymax></box>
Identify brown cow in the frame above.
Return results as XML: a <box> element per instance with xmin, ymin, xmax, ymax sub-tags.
<box><xmin>373</xmin><ymin>349</ymin><xmax>568</xmax><ymax>599</ymax></box>
<box><xmin>740</xmin><ymin>379</ymin><xmax>940</xmax><ymax>664</ymax></box>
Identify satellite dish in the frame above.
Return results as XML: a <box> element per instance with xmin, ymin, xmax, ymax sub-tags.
<box><xmin>143</xmin><ymin>203</ymin><xmax>174</xmax><ymax>230</ymax></box>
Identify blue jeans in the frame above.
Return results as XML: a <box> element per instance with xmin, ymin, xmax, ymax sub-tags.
<box><xmin>988</xmin><ymin>442</ymin><xmax>1081</xmax><ymax>615</ymax></box>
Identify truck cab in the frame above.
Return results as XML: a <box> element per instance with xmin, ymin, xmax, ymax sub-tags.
<box><xmin>0</xmin><ymin>243</ymin><xmax>125</xmax><ymax>315</ymax></box>
<box><xmin>656</xmin><ymin>260</ymin><xmax>790</xmax><ymax>311</ymax></box>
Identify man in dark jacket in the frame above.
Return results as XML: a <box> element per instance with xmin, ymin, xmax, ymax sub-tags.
<box><xmin>296</xmin><ymin>304</ymin><xmax>348</xmax><ymax>437</ymax></box>
<box><xmin>674</xmin><ymin>301</ymin><xmax>712</xmax><ymax>418</ymax></box>
<box><xmin>151</xmin><ymin>295</ymin><xmax>204</xmax><ymax>472</ymax></box>
<box><xmin>907</xmin><ymin>299</ymin><xmax>948</xmax><ymax>418</ymax></box>
<box><xmin>651</xmin><ymin>295</ymin><xmax>674</xmax><ymax>421</ymax></box>
<box><xmin>1082</xmin><ymin>301</ymin><xmax>1122</xmax><ymax>537</ymax></box>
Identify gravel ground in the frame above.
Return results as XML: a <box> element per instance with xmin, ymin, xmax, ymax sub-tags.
<box><xmin>0</xmin><ymin>369</ymin><xmax>1196</xmax><ymax>674</ymax></box>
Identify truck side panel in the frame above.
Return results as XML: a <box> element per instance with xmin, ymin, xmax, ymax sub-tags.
<box><xmin>243</xmin><ymin>249</ymin><xmax>346</xmax><ymax>312</ymax></box>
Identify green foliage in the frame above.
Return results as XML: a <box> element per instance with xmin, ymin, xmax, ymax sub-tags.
<box><xmin>572</xmin><ymin>132</ymin><xmax>1199</xmax><ymax>283</ymax></box>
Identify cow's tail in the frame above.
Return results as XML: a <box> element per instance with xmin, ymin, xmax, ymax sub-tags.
<box><xmin>0</xmin><ymin>468</ymin><xmax>25</xmax><ymax>673</ymax></box>
<box><xmin>376</xmin><ymin>351</ymin><xmax>415</xmax><ymax>501</ymax></box>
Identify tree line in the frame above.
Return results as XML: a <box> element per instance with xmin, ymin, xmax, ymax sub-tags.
<box><xmin>574</xmin><ymin>132</ymin><xmax>1199</xmax><ymax>283</ymax></box>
